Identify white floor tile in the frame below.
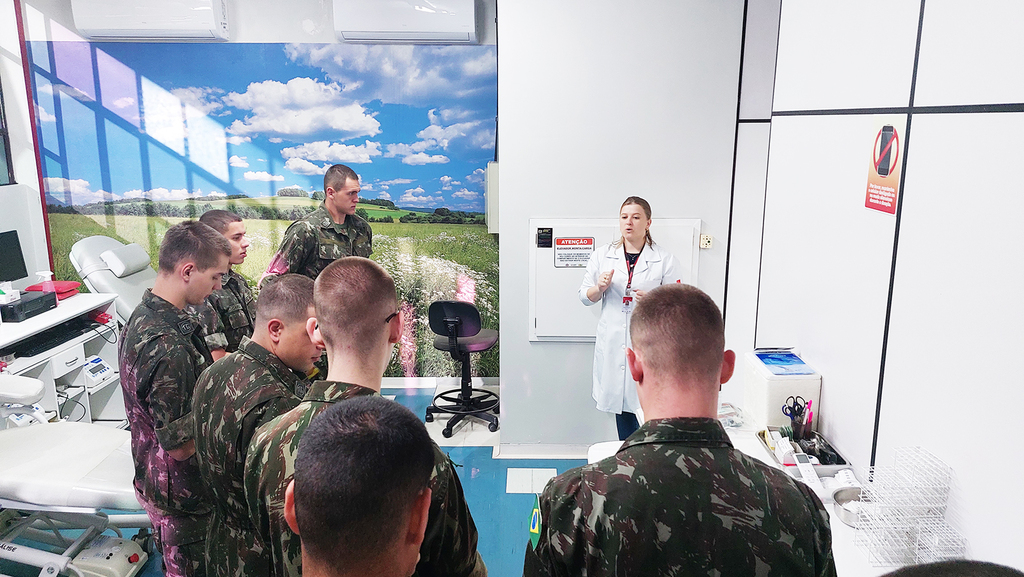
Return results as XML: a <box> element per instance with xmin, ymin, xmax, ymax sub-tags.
<box><xmin>505</xmin><ymin>468</ymin><xmax>535</xmax><ymax>493</ymax></box>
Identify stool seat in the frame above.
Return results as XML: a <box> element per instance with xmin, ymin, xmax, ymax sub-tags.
<box><xmin>432</xmin><ymin>329</ymin><xmax>498</xmax><ymax>354</ymax></box>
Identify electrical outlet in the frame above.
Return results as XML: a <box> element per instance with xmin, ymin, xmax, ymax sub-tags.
<box><xmin>699</xmin><ymin>234</ymin><xmax>713</xmax><ymax>249</ymax></box>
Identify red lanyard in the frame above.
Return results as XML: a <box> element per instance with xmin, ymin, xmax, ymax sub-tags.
<box><xmin>624</xmin><ymin>246</ymin><xmax>642</xmax><ymax>290</ymax></box>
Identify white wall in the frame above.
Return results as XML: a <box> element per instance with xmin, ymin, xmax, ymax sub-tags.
<box><xmin>497</xmin><ymin>0</ymin><xmax>744</xmax><ymax>453</ymax></box>
<box><xmin>1</xmin><ymin>1</ymin><xmax>53</xmax><ymax>288</ymax></box>
<box><xmin>762</xmin><ymin>0</ymin><xmax>1024</xmax><ymax>568</ymax></box>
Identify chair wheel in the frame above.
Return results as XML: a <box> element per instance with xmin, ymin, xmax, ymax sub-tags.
<box><xmin>425</xmin><ymin>413</ymin><xmax>433</xmax><ymax>423</ymax></box>
<box><xmin>488</xmin><ymin>421</ymin><xmax>498</xmax><ymax>432</ymax></box>
<box><xmin>442</xmin><ymin>427</ymin><xmax>453</xmax><ymax>438</ymax></box>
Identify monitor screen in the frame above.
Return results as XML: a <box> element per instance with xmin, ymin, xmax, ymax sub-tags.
<box><xmin>0</xmin><ymin>230</ymin><xmax>29</xmax><ymax>282</ymax></box>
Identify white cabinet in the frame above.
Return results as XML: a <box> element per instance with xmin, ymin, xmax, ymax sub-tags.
<box><xmin>1</xmin><ymin>294</ymin><xmax>124</xmax><ymax>426</ymax></box>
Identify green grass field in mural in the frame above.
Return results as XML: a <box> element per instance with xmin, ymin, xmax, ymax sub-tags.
<box><xmin>49</xmin><ymin>213</ymin><xmax>498</xmax><ymax>378</ymax></box>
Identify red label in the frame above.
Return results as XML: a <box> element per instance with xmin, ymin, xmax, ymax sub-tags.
<box><xmin>555</xmin><ymin>237</ymin><xmax>594</xmax><ymax>246</ymax></box>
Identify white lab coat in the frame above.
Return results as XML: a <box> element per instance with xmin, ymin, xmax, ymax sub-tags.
<box><xmin>578</xmin><ymin>242</ymin><xmax>682</xmax><ymax>414</ymax></box>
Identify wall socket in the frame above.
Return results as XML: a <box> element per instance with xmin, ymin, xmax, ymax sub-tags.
<box><xmin>699</xmin><ymin>234</ymin><xmax>713</xmax><ymax>249</ymax></box>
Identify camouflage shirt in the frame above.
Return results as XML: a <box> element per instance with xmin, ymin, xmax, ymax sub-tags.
<box><xmin>244</xmin><ymin>381</ymin><xmax>487</xmax><ymax>577</ymax></box>
<box><xmin>118</xmin><ymin>290</ymin><xmax>213</xmax><ymax>526</ymax></box>
<box><xmin>188</xmin><ymin>268</ymin><xmax>256</xmax><ymax>354</ymax></box>
<box><xmin>524</xmin><ymin>418</ymin><xmax>836</xmax><ymax>577</ymax></box>
<box><xmin>260</xmin><ymin>203</ymin><xmax>372</xmax><ymax>287</ymax></box>
<box><xmin>192</xmin><ymin>337</ymin><xmax>306</xmax><ymax>577</ymax></box>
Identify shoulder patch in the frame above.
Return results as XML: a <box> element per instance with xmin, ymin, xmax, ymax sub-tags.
<box><xmin>529</xmin><ymin>493</ymin><xmax>542</xmax><ymax>548</ymax></box>
<box><xmin>178</xmin><ymin>320</ymin><xmax>195</xmax><ymax>335</ymax></box>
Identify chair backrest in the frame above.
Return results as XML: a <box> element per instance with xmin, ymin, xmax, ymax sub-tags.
<box><xmin>428</xmin><ymin>301</ymin><xmax>482</xmax><ymax>338</ymax></box>
<box><xmin>69</xmin><ymin>235</ymin><xmax>157</xmax><ymax>326</ymax></box>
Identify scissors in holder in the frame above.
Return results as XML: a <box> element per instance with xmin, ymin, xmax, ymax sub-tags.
<box><xmin>782</xmin><ymin>395</ymin><xmax>806</xmax><ymax>420</ymax></box>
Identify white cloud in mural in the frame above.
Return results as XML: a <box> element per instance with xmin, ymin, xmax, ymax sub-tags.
<box><xmin>440</xmin><ymin>175</ymin><xmax>453</xmax><ymax>190</ymax></box>
<box><xmin>452</xmin><ymin>188</ymin><xmax>481</xmax><ymax>200</ymax></box>
<box><xmin>376</xmin><ymin>191</ymin><xmax>392</xmax><ymax>200</ymax></box>
<box><xmin>44</xmin><ymin>177</ymin><xmax>110</xmax><ymax>205</ymax></box>
<box><xmin>244</xmin><ymin>171</ymin><xmax>285</xmax><ymax>182</ymax></box>
<box><xmin>462</xmin><ymin>52</ymin><xmax>497</xmax><ymax>76</ymax></box>
<box><xmin>36</xmin><ymin>105</ymin><xmax>56</xmax><ymax>123</ymax></box>
<box><xmin>437</xmin><ymin>108</ymin><xmax>473</xmax><ymax>123</ymax></box>
<box><xmin>285</xmin><ymin>158</ymin><xmax>329</xmax><ymax>176</ymax></box>
<box><xmin>379</xmin><ymin>178</ymin><xmax>414</xmax><ymax>186</ymax></box>
<box><xmin>226</xmin><ymin>136</ymin><xmax>251</xmax><ymax>145</ymax></box>
<box><xmin>112</xmin><ymin>97</ymin><xmax>136</xmax><ymax>109</ymax></box>
<box><xmin>281</xmin><ymin>140</ymin><xmax>382</xmax><ymax>164</ymax></box>
<box><xmin>466</xmin><ymin>168</ymin><xmax>485</xmax><ymax>184</ymax></box>
<box><xmin>399</xmin><ymin>186</ymin><xmax>444</xmax><ymax>207</ymax></box>
<box><xmin>122</xmin><ymin>188</ymin><xmax>218</xmax><ymax>202</ymax></box>
<box><xmin>229</xmin><ymin>155</ymin><xmax>249</xmax><ymax>168</ymax></box>
<box><xmin>171</xmin><ymin>87</ymin><xmax>224</xmax><ymax>115</ymax></box>
<box><xmin>384</xmin><ymin>109</ymin><xmax>476</xmax><ymax>165</ymax></box>
<box><xmin>283</xmin><ymin>44</ymin><xmax>496</xmax><ymax>107</ymax></box>
<box><xmin>403</xmin><ymin>153</ymin><xmax>449</xmax><ymax>166</ymax></box>
<box><xmin>223</xmin><ymin>78</ymin><xmax>381</xmax><ymax>140</ymax></box>
<box><xmin>471</xmin><ymin>127</ymin><xmax>495</xmax><ymax>149</ymax></box>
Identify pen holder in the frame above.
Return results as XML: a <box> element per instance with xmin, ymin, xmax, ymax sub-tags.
<box><xmin>791</xmin><ymin>417</ymin><xmax>809</xmax><ymax>441</ymax></box>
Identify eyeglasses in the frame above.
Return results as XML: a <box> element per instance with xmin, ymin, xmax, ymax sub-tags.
<box><xmin>384</xmin><ymin>311</ymin><xmax>399</xmax><ymax>324</ymax></box>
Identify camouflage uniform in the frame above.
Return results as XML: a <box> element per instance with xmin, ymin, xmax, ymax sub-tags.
<box><xmin>260</xmin><ymin>203</ymin><xmax>372</xmax><ymax>287</ymax></box>
<box><xmin>188</xmin><ymin>268</ymin><xmax>256</xmax><ymax>354</ymax></box>
<box><xmin>524</xmin><ymin>418</ymin><xmax>836</xmax><ymax>577</ymax></box>
<box><xmin>119</xmin><ymin>290</ymin><xmax>214</xmax><ymax>577</ymax></box>
<box><xmin>244</xmin><ymin>381</ymin><xmax>487</xmax><ymax>577</ymax></box>
<box><xmin>192</xmin><ymin>337</ymin><xmax>306</xmax><ymax>577</ymax></box>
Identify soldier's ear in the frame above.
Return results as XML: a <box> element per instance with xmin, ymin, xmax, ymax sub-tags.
<box><xmin>307</xmin><ymin>316</ymin><xmax>325</xmax><ymax>348</ymax></box>
<box><xmin>719</xmin><ymin>350</ymin><xmax>736</xmax><ymax>385</ymax></box>
<box><xmin>284</xmin><ymin>480</ymin><xmax>300</xmax><ymax>535</ymax></box>
<box><xmin>627</xmin><ymin>348</ymin><xmax>644</xmax><ymax>384</ymax></box>
<box><xmin>267</xmin><ymin>319</ymin><xmax>285</xmax><ymax>341</ymax></box>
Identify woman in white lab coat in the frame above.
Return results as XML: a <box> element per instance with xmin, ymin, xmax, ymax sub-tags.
<box><xmin>578</xmin><ymin>196</ymin><xmax>682</xmax><ymax>440</ymax></box>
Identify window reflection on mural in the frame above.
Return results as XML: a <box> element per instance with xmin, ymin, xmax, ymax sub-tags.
<box><xmin>29</xmin><ymin>34</ymin><xmax>497</xmax><ymax>378</ymax></box>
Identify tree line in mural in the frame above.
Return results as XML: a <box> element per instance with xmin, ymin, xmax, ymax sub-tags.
<box><xmin>45</xmin><ymin>195</ymin><xmax>485</xmax><ymax>225</ymax></box>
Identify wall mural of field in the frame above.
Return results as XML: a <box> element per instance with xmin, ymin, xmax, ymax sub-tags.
<box><xmin>31</xmin><ymin>40</ymin><xmax>497</xmax><ymax>378</ymax></box>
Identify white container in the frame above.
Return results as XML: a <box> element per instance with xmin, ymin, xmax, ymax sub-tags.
<box><xmin>742</xmin><ymin>350</ymin><xmax>821</xmax><ymax>429</ymax></box>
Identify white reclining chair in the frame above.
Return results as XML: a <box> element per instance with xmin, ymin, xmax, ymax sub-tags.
<box><xmin>69</xmin><ymin>236</ymin><xmax>156</xmax><ymax>327</ymax></box>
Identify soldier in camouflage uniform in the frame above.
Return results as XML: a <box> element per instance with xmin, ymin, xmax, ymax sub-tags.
<box><xmin>188</xmin><ymin>210</ymin><xmax>256</xmax><ymax>360</ymax></box>
<box><xmin>192</xmin><ymin>275</ymin><xmax>321</xmax><ymax>577</ymax></box>
<box><xmin>283</xmin><ymin>396</ymin><xmax>436</xmax><ymax>577</ymax></box>
<box><xmin>119</xmin><ymin>221</ymin><xmax>231</xmax><ymax>577</ymax></box>
<box><xmin>260</xmin><ymin>164</ymin><xmax>372</xmax><ymax>288</ymax></box>
<box><xmin>245</xmin><ymin>257</ymin><xmax>486</xmax><ymax>577</ymax></box>
<box><xmin>524</xmin><ymin>284</ymin><xmax>836</xmax><ymax>577</ymax></box>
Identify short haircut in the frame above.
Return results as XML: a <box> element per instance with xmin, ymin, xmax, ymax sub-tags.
<box><xmin>313</xmin><ymin>257</ymin><xmax>397</xmax><ymax>355</ymax></box>
<box><xmin>293</xmin><ymin>396</ymin><xmax>434</xmax><ymax>573</ymax></box>
<box><xmin>199</xmin><ymin>209</ymin><xmax>242</xmax><ymax>234</ymax></box>
<box><xmin>884</xmin><ymin>560</ymin><xmax>1024</xmax><ymax>577</ymax></box>
<box><xmin>255</xmin><ymin>274</ymin><xmax>315</xmax><ymax>325</ymax></box>
<box><xmin>157</xmin><ymin>221</ymin><xmax>232</xmax><ymax>273</ymax></box>
<box><xmin>630</xmin><ymin>283</ymin><xmax>724</xmax><ymax>384</ymax></box>
<box><xmin>324</xmin><ymin>164</ymin><xmax>359</xmax><ymax>193</ymax></box>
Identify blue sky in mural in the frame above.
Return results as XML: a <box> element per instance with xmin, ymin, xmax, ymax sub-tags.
<box><xmin>32</xmin><ymin>42</ymin><xmax>496</xmax><ymax>211</ymax></box>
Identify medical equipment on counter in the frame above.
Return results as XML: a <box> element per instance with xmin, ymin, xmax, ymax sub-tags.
<box><xmin>82</xmin><ymin>356</ymin><xmax>115</xmax><ymax>388</ymax></box>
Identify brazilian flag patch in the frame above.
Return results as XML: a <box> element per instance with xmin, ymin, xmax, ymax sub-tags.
<box><xmin>529</xmin><ymin>493</ymin><xmax>542</xmax><ymax>549</ymax></box>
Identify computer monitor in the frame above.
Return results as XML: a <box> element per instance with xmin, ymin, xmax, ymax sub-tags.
<box><xmin>0</xmin><ymin>230</ymin><xmax>29</xmax><ymax>283</ymax></box>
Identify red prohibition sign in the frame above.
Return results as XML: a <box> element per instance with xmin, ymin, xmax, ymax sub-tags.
<box><xmin>872</xmin><ymin>127</ymin><xmax>900</xmax><ymax>178</ymax></box>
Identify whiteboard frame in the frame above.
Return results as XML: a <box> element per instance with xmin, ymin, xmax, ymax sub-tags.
<box><xmin>528</xmin><ymin>218</ymin><xmax>702</xmax><ymax>342</ymax></box>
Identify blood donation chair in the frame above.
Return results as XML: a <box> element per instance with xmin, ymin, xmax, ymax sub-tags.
<box><xmin>424</xmin><ymin>300</ymin><xmax>499</xmax><ymax>437</ymax></box>
<box><xmin>69</xmin><ymin>236</ymin><xmax>156</xmax><ymax>327</ymax></box>
<box><xmin>0</xmin><ymin>374</ymin><xmax>152</xmax><ymax>577</ymax></box>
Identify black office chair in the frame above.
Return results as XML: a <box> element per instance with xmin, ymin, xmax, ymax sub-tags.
<box><xmin>424</xmin><ymin>300</ymin><xmax>499</xmax><ymax>437</ymax></box>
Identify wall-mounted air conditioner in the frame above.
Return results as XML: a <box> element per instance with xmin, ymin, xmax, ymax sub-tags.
<box><xmin>71</xmin><ymin>0</ymin><xmax>229</xmax><ymax>41</ymax></box>
<box><xmin>333</xmin><ymin>0</ymin><xmax>478</xmax><ymax>44</ymax></box>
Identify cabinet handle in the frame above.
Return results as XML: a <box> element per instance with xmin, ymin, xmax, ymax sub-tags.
<box><xmin>65</xmin><ymin>357</ymin><xmax>79</xmax><ymax>367</ymax></box>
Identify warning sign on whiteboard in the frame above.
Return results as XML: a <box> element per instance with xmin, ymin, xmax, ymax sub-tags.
<box><xmin>553</xmin><ymin>237</ymin><xmax>595</xmax><ymax>268</ymax></box>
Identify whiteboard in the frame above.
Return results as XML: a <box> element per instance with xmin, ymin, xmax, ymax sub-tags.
<box><xmin>528</xmin><ymin>218</ymin><xmax>701</xmax><ymax>341</ymax></box>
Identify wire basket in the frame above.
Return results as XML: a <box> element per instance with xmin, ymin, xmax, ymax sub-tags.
<box><xmin>853</xmin><ymin>447</ymin><xmax>965</xmax><ymax>568</ymax></box>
